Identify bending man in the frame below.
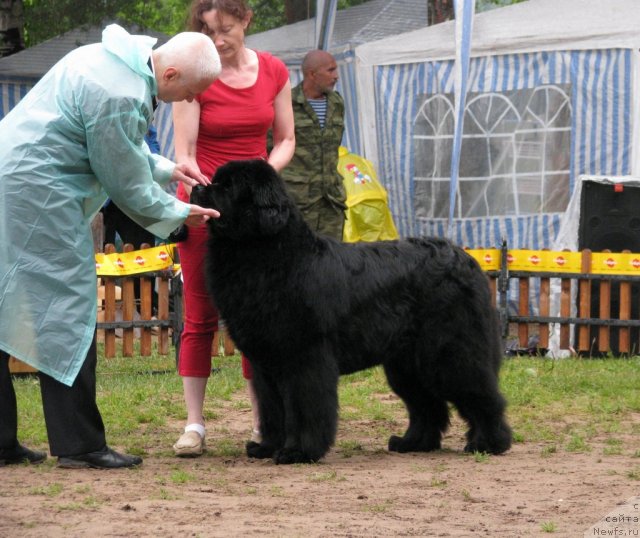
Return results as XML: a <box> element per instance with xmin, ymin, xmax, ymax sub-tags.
<box><xmin>0</xmin><ymin>24</ymin><xmax>221</xmax><ymax>469</ymax></box>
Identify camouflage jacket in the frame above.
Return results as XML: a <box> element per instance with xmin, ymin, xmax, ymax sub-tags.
<box><xmin>281</xmin><ymin>83</ymin><xmax>346</xmax><ymax>210</ymax></box>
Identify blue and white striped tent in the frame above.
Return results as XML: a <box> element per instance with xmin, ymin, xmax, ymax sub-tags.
<box><xmin>355</xmin><ymin>0</ymin><xmax>640</xmax><ymax>249</ymax></box>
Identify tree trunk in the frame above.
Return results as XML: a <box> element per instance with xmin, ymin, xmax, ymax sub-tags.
<box><xmin>284</xmin><ymin>0</ymin><xmax>313</xmax><ymax>24</ymax></box>
<box><xmin>0</xmin><ymin>0</ymin><xmax>24</xmax><ymax>57</ymax></box>
<box><xmin>428</xmin><ymin>0</ymin><xmax>454</xmax><ymax>25</ymax></box>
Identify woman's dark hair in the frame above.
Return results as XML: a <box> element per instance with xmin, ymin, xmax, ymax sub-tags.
<box><xmin>186</xmin><ymin>0</ymin><xmax>253</xmax><ymax>32</ymax></box>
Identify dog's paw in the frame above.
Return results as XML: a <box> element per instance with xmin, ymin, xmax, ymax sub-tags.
<box><xmin>464</xmin><ymin>436</ymin><xmax>511</xmax><ymax>455</ymax></box>
<box><xmin>245</xmin><ymin>440</ymin><xmax>275</xmax><ymax>459</ymax></box>
<box><xmin>388</xmin><ymin>434</ymin><xmax>441</xmax><ymax>453</ymax></box>
<box><xmin>273</xmin><ymin>447</ymin><xmax>317</xmax><ymax>465</ymax></box>
<box><xmin>388</xmin><ymin>435</ymin><xmax>407</xmax><ymax>452</ymax></box>
<box><xmin>464</xmin><ymin>423</ymin><xmax>512</xmax><ymax>455</ymax></box>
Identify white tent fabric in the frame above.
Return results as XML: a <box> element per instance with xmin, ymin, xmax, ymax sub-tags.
<box><xmin>355</xmin><ymin>0</ymin><xmax>640</xmax><ymax>248</ymax></box>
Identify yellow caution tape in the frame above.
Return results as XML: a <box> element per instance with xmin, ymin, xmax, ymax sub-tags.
<box><xmin>467</xmin><ymin>249</ymin><xmax>640</xmax><ymax>275</ymax></box>
<box><xmin>504</xmin><ymin>249</ymin><xmax>583</xmax><ymax>273</ymax></box>
<box><xmin>95</xmin><ymin>244</ymin><xmax>640</xmax><ymax>277</ymax></box>
<box><xmin>466</xmin><ymin>249</ymin><xmax>501</xmax><ymax>271</ymax></box>
<box><xmin>95</xmin><ymin>244</ymin><xmax>177</xmax><ymax>276</ymax></box>
<box><xmin>591</xmin><ymin>252</ymin><xmax>640</xmax><ymax>276</ymax></box>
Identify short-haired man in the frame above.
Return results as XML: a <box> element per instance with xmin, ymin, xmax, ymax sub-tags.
<box><xmin>0</xmin><ymin>24</ymin><xmax>221</xmax><ymax>469</ymax></box>
<box><xmin>281</xmin><ymin>49</ymin><xmax>346</xmax><ymax>240</ymax></box>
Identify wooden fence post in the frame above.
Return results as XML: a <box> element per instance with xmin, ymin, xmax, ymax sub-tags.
<box><xmin>139</xmin><ymin>243</ymin><xmax>153</xmax><ymax>356</ymax></box>
<box><xmin>157</xmin><ymin>274</ymin><xmax>170</xmax><ymax>354</ymax></box>
<box><xmin>578</xmin><ymin>249</ymin><xmax>592</xmax><ymax>353</ymax></box>
<box><xmin>538</xmin><ymin>279</ymin><xmax>550</xmax><ymax>351</ymax></box>
<box><xmin>559</xmin><ymin>249</ymin><xmax>572</xmax><ymax>350</ymax></box>
<box><xmin>598</xmin><ymin>250</ymin><xmax>612</xmax><ymax>353</ymax></box>
<box><xmin>619</xmin><ymin>250</ymin><xmax>631</xmax><ymax>354</ymax></box>
<box><xmin>122</xmin><ymin>243</ymin><xmax>135</xmax><ymax>357</ymax></box>
<box><xmin>518</xmin><ymin>276</ymin><xmax>529</xmax><ymax>348</ymax></box>
<box><xmin>103</xmin><ymin>243</ymin><xmax>117</xmax><ymax>358</ymax></box>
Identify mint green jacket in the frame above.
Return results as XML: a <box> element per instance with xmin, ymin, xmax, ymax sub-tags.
<box><xmin>0</xmin><ymin>25</ymin><xmax>190</xmax><ymax>385</ymax></box>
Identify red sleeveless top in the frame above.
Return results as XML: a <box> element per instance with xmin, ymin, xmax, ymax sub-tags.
<box><xmin>177</xmin><ymin>50</ymin><xmax>289</xmax><ymax>203</ymax></box>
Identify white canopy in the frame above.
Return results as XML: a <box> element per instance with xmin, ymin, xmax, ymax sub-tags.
<box><xmin>356</xmin><ymin>0</ymin><xmax>640</xmax><ymax>66</ymax></box>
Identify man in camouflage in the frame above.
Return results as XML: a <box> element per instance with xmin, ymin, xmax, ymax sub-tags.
<box><xmin>281</xmin><ymin>50</ymin><xmax>346</xmax><ymax>240</ymax></box>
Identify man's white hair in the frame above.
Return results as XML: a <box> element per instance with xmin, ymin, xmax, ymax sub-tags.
<box><xmin>155</xmin><ymin>32</ymin><xmax>221</xmax><ymax>83</ymax></box>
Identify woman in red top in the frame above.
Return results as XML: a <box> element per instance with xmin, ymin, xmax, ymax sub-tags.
<box><xmin>172</xmin><ymin>0</ymin><xmax>295</xmax><ymax>457</ymax></box>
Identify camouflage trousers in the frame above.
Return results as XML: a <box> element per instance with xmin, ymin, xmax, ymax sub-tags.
<box><xmin>300</xmin><ymin>198</ymin><xmax>345</xmax><ymax>241</ymax></box>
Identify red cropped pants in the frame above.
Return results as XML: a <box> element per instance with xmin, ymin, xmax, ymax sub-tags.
<box><xmin>176</xmin><ymin>223</ymin><xmax>252</xmax><ymax>379</ymax></box>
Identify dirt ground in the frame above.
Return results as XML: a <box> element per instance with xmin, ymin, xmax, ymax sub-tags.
<box><xmin>2</xmin><ymin>397</ymin><xmax>639</xmax><ymax>538</ymax></box>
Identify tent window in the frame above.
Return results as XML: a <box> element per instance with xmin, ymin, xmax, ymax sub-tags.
<box><xmin>413</xmin><ymin>84</ymin><xmax>571</xmax><ymax>219</ymax></box>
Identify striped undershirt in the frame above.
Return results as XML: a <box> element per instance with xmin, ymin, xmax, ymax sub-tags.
<box><xmin>308</xmin><ymin>97</ymin><xmax>328</xmax><ymax>128</ymax></box>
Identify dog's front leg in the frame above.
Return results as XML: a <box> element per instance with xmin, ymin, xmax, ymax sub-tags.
<box><xmin>246</xmin><ymin>367</ymin><xmax>285</xmax><ymax>459</ymax></box>
<box><xmin>274</xmin><ymin>358</ymin><xmax>339</xmax><ymax>464</ymax></box>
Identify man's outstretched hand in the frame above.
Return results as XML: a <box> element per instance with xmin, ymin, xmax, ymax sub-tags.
<box><xmin>184</xmin><ymin>204</ymin><xmax>220</xmax><ymax>227</ymax></box>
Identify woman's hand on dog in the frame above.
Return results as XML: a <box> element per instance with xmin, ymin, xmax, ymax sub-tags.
<box><xmin>172</xmin><ymin>162</ymin><xmax>211</xmax><ymax>188</ymax></box>
<box><xmin>184</xmin><ymin>204</ymin><xmax>220</xmax><ymax>226</ymax></box>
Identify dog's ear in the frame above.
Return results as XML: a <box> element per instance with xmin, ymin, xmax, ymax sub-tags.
<box><xmin>257</xmin><ymin>203</ymin><xmax>290</xmax><ymax>235</ymax></box>
<box><xmin>252</xmin><ymin>163</ymin><xmax>291</xmax><ymax>235</ymax></box>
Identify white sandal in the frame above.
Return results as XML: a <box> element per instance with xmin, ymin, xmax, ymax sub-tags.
<box><xmin>173</xmin><ymin>425</ymin><xmax>206</xmax><ymax>457</ymax></box>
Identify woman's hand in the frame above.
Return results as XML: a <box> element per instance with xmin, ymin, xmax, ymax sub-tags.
<box><xmin>172</xmin><ymin>162</ymin><xmax>211</xmax><ymax>188</ymax></box>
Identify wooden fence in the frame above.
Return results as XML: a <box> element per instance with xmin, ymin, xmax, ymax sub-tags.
<box><xmin>97</xmin><ymin>243</ymin><xmax>236</xmax><ymax>360</ymax></box>
<box><xmin>483</xmin><ymin>242</ymin><xmax>640</xmax><ymax>357</ymax></box>
<box><xmin>100</xmin><ymin>241</ymin><xmax>640</xmax><ymax>358</ymax></box>
<box><xmin>11</xmin><ymin>241</ymin><xmax>640</xmax><ymax>374</ymax></box>
<box><xmin>97</xmin><ymin>243</ymin><xmax>177</xmax><ymax>357</ymax></box>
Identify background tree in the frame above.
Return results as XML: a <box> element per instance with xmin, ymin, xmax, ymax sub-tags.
<box><xmin>427</xmin><ymin>0</ymin><xmax>453</xmax><ymax>25</ymax></box>
<box><xmin>18</xmin><ymin>0</ymin><xmax>523</xmax><ymax>48</ymax></box>
<box><xmin>0</xmin><ymin>0</ymin><xmax>24</xmax><ymax>56</ymax></box>
<box><xmin>428</xmin><ymin>0</ymin><xmax>526</xmax><ymax>26</ymax></box>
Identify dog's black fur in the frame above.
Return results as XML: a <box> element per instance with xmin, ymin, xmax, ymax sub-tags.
<box><xmin>192</xmin><ymin>159</ymin><xmax>512</xmax><ymax>464</ymax></box>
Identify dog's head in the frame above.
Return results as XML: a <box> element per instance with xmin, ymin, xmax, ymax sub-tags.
<box><xmin>191</xmin><ymin>159</ymin><xmax>292</xmax><ymax>240</ymax></box>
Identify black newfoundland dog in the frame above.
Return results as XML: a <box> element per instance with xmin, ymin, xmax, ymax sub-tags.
<box><xmin>192</xmin><ymin>159</ymin><xmax>512</xmax><ymax>464</ymax></box>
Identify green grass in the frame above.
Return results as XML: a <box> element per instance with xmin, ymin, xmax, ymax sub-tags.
<box><xmin>500</xmin><ymin>356</ymin><xmax>640</xmax><ymax>450</ymax></box>
<box><xmin>11</xmin><ymin>348</ymin><xmax>640</xmax><ymax>458</ymax></box>
<box><xmin>13</xmin><ymin>344</ymin><xmax>246</xmax><ymax>454</ymax></box>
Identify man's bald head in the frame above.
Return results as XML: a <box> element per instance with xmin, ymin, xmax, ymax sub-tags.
<box><xmin>301</xmin><ymin>50</ymin><xmax>339</xmax><ymax>98</ymax></box>
<box><xmin>301</xmin><ymin>50</ymin><xmax>336</xmax><ymax>77</ymax></box>
<box><xmin>153</xmin><ymin>32</ymin><xmax>221</xmax><ymax>103</ymax></box>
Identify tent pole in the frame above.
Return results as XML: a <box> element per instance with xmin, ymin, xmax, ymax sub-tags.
<box><xmin>315</xmin><ymin>0</ymin><xmax>338</xmax><ymax>51</ymax></box>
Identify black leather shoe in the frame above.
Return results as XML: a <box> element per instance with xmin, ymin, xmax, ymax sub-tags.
<box><xmin>0</xmin><ymin>443</ymin><xmax>47</xmax><ymax>466</ymax></box>
<box><xmin>57</xmin><ymin>446</ymin><xmax>142</xmax><ymax>469</ymax></box>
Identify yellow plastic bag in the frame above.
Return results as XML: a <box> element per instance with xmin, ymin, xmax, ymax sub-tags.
<box><xmin>338</xmin><ymin>146</ymin><xmax>399</xmax><ymax>242</ymax></box>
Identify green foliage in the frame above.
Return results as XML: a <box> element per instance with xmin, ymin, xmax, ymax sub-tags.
<box><xmin>22</xmin><ymin>0</ymin><xmax>192</xmax><ymax>45</ymax></box>
<box><xmin>20</xmin><ymin>0</ymin><xmax>372</xmax><ymax>46</ymax></box>
<box><xmin>477</xmin><ymin>0</ymin><xmax>526</xmax><ymax>9</ymax></box>
<box><xmin>20</xmin><ymin>0</ymin><xmax>525</xmax><ymax>47</ymax></box>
